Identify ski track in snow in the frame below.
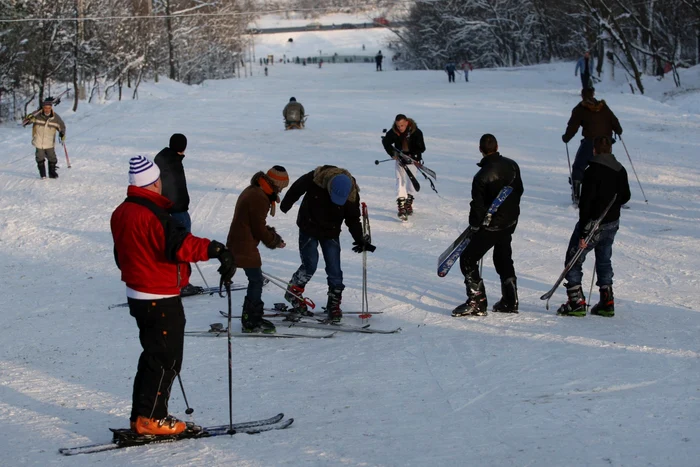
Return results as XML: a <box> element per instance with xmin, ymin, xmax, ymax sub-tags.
<box><xmin>1</xmin><ymin>42</ymin><xmax>699</xmax><ymax>466</ymax></box>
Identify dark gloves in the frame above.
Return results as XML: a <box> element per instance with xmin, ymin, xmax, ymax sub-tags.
<box><xmin>352</xmin><ymin>238</ymin><xmax>376</xmax><ymax>253</ymax></box>
<box><xmin>59</xmin><ymin>132</ymin><xmax>65</xmax><ymax>142</ymax></box>
<box><xmin>208</xmin><ymin>240</ymin><xmax>236</xmax><ymax>284</ymax></box>
<box><xmin>561</xmin><ymin>134</ymin><xmax>569</xmax><ymax>143</ymax></box>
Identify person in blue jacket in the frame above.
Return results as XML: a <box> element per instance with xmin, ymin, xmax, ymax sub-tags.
<box><xmin>575</xmin><ymin>52</ymin><xmax>594</xmax><ymax>89</ymax></box>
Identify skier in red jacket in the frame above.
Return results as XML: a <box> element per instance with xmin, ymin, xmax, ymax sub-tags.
<box><xmin>111</xmin><ymin>155</ymin><xmax>235</xmax><ymax>436</ymax></box>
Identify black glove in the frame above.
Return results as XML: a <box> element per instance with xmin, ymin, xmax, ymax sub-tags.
<box><xmin>352</xmin><ymin>239</ymin><xmax>376</xmax><ymax>253</ymax></box>
<box><xmin>208</xmin><ymin>240</ymin><xmax>236</xmax><ymax>283</ymax></box>
<box><xmin>561</xmin><ymin>134</ymin><xmax>568</xmax><ymax>143</ymax></box>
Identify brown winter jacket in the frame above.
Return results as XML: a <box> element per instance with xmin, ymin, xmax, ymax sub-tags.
<box><xmin>226</xmin><ymin>172</ymin><xmax>284</xmax><ymax>269</ymax></box>
<box><xmin>563</xmin><ymin>98</ymin><xmax>622</xmax><ymax>143</ymax></box>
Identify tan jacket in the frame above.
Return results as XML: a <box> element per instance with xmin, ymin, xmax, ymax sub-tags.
<box><xmin>32</xmin><ymin>111</ymin><xmax>66</xmax><ymax>149</ymax></box>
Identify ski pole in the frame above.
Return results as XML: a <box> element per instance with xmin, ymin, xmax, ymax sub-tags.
<box><xmin>588</xmin><ymin>262</ymin><xmax>597</xmax><ymax>311</ymax></box>
<box><xmin>619</xmin><ymin>135</ymin><xmax>648</xmax><ymax>203</ymax></box>
<box><xmin>63</xmin><ymin>141</ymin><xmax>71</xmax><ymax>168</ymax></box>
<box><xmin>374</xmin><ymin>158</ymin><xmax>392</xmax><ymax>165</ymax></box>
<box><xmin>225</xmin><ymin>281</ymin><xmax>235</xmax><ymax>435</ymax></box>
<box><xmin>177</xmin><ymin>374</ymin><xmax>194</xmax><ymax>415</ymax></box>
<box><xmin>479</xmin><ymin>257</ymin><xmax>484</xmax><ymax>277</ymax></box>
<box><xmin>195</xmin><ymin>263</ymin><xmax>210</xmax><ymax>289</ymax></box>
<box><xmin>565</xmin><ymin>142</ymin><xmax>573</xmax><ymax>202</ymax></box>
<box><xmin>360</xmin><ymin>202</ymin><xmax>371</xmax><ymax>321</ymax></box>
<box><xmin>261</xmin><ymin>270</ymin><xmax>315</xmax><ymax>309</ymax></box>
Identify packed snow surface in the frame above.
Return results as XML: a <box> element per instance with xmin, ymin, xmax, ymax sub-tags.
<box><xmin>1</xmin><ymin>45</ymin><xmax>699</xmax><ymax>467</ymax></box>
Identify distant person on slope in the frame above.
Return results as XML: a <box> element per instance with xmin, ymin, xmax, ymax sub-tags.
<box><xmin>283</xmin><ymin>97</ymin><xmax>305</xmax><ymax>129</ymax></box>
<box><xmin>445</xmin><ymin>61</ymin><xmax>456</xmax><ymax>82</ymax></box>
<box><xmin>279</xmin><ymin>166</ymin><xmax>375</xmax><ymax>322</ymax></box>
<box><xmin>154</xmin><ymin>133</ymin><xmax>202</xmax><ymax>297</ymax></box>
<box><xmin>375</xmin><ymin>50</ymin><xmax>383</xmax><ymax>71</ymax></box>
<box><xmin>381</xmin><ymin>114</ymin><xmax>426</xmax><ymax>221</ymax></box>
<box><xmin>562</xmin><ymin>87</ymin><xmax>623</xmax><ymax>205</ymax></box>
<box><xmin>452</xmin><ymin>134</ymin><xmax>524</xmax><ymax>317</ymax></box>
<box><xmin>556</xmin><ymin>136</ymin><xmax>630</xmax><ymax>317</ymax></box>
<box><xmin>575</xmin><ymin>51</ymin><xmax>594</xmax><ymax>90</ymax></box>
<box><xmin>226</xmin><ymin>166</ymin><xmax>289</xmax><ymax>334</ymax></box>
<box><xmin>26</xmin><ymin>97</ymin><xmax>66</xmax><ymax>179</ymax></box>
<box><xmin>110</xmin><ymin>155</ymin><xmax>235</xmax><ymax>437</ymax></box>
<box><xmin>461</xmin><ymin>61</ymin><xmax>473</xmax><ymax>82</ymax></box>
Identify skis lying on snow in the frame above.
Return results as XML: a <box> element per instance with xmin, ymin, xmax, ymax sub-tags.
<box><xmin>59</xmin><ymin>413</ymin><xmax>293</xmax><ymax>456</ymax></box>
<box><xmin>437</xmin><ymin>186</ymin><xmax>513</xmax><ymax>277</ymax></box>
<box><xmin>280</xmin><ymin>318</ymin><xmax>401</xmax><ymax>335</ymax></box>
<box><xmin>108</xmin><ymin>282</ymin><xmax>254</xmax><ymax>309</ymax></box>
<box><xmin>540</xmin><ymin>195</ymin><xmax>618</xmax><ymax>309</ymax></box>
<box><xmin>185</xmin><ymin>323</ymin><xmax>336</xmax><ymax>339</ymax></box>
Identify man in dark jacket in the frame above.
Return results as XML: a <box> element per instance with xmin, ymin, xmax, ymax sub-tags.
<box><xmin>445</xmin><ymin>61</ymin><xmax>456</xmax><ymax>82</ymax></box>
<box><xmin>562</xmin><ymin>87</ymin><xmax>622</xmax><ymax>205</ymax></box>
<box><xmin>453</xmin><ymin>134</ymin><xmax>524</xmax><ymax>317</ymax></box>
<box><xmin>111</xmin><ymin>155</ymin><xmax>234</xmax><ymax>436</ymax></box>
<box><xmin>226</xmin><ymin>166</ymin><xmax>288</xmax><ymax>334</ymax></box>
<box><xmin>280</xmin><ymin>165</ymin><xmax>376</xmax><ymax>322</ymax></box>
<box><xmin>557</xmin><ymin>136</ymin><xmax>631</xmax><ymax>317</ymax></box>
<box><xmin>382</xmin><ymin>114</ymin><xmax>426</xmax><ymax>220</ymax></box>
<box><xmin>375</xmin><ymin>51</ymin><xmax>383</xmax><ymax>71</ymax></box>
<box><xmin>155</xmin><ymin>134</ymin><xmax>202</xmax><ymax>295</ymax></box>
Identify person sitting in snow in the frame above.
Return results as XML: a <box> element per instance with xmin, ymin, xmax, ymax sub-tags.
<box><xmin>283</xmin><ymin>97</ymin><xmax>305</xmax><ymax>129</ymax></box>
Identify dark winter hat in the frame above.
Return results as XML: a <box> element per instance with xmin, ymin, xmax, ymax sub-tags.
<box><xmin>289</xmin><ymin>97</ymin><xmax>296</xmax><ymax>102</ymax></box>
<box><xmin>42</xmin><ymin>97</ymin><xmax>54</xmax><ymax>106</ymax></box>
<box><xmin>129</xmin><ymin>155</ymin><xmax>160</xmax><ymax>187</ymax></box>
<box><xmin>169</xmin><ymin>133</ymin><xmax>187</xmax><ymax>153</ymax></box>
<box><xmin>329</xmin><ymin>174</ymin><xmax>352</xmax><ymax>206</ymax></box>
<box><xmin>267</xmin><ymin>165</ymin><xmax>289</xmax><ymax>191</ymax></box>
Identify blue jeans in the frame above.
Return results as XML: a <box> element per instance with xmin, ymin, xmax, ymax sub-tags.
<box><xmin>572</xmin><ymin>138</ymin><xmax>594</xmax><ymax>182</ymax></box>
<box><xmin>170</xmin><ymin>211</ymin><xmax>191</xmax><ymax>233</ymax></box>
<box><xmin>564</xmin><ymin>220</ymin><xmax>619</xmax><ymax>287</ymax></box>
<box><xmin>290</xmin><ymin>231</ymin><xmax>344</xmax><ymax>291</ymax></box>
<box><xmin>244</xmin><ymin>268</ymin><xmax>265</xmax><ymax>307</ymax></box>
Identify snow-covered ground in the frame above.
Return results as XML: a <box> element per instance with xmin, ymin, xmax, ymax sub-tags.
<box><xmin>1</xmin><ymin>36</ymin><xmax>700</xmax><ymax>466</ymax></box>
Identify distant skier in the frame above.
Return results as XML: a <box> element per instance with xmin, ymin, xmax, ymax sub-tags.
<box><xmin>381</xmin><ymin>114</ymin><xmax>426</xmax><ymax>220</ymax></box>
<box><xmin>375</xmin><ymin>50</ymin><xmax>383</xmax><ymax>71</ymax></box>
<box><xmin>461</xmin><ymin>61</ymin><xmax>473</xmax><ymax>82</ymax></box>
<box><xmin>226</xmin><ymin>166</ymin><xmax>289</xmax><ymax>334</ymax></box>
<box><xmin>26</xmin><ymin>97</ymin><xmax>66</xmax><ymax>179</ymax></box>
<box><xmin>556</xmin><ymin>136</ymin><xmax>631</xmax><ymax>317</ymax></box>
<box><xmin>111</xmin><ymin>155</ymin><xmax>235</xmax><ymax>436</ymax></box>
<box><xmin>445</xmin><ymin>61</ymin><xmax>456</xmax><ymax>82</ymax></box>
<box><xmin>575</xmin><ymin>51</ymin><xmax>594</xmax><ymax>89</ymax></box>
<box><xmin>279</xmin><ymin>166</ymin><xmax>375</xmax><ymax>322</ymax></box>
<box><xmin>452</xmin><ymin>134</ymin><xmax>524</xmax><ymax>317</ymax></box>
<box><xmin>562</xmin><ymin>87</ymin><xmax>623</xmax><ymax>205</ymax></box>
<box><xmin>154</xmin><ymin>133</ymin><xmax>202</xmax><ymax>296</ymax></box>
<box><xmin>283</xmin><ymin>97</ymin><xmax>305</xmax><ymax>130</ymax></box>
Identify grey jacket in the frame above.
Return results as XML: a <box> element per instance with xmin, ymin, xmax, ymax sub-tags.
<box><xmin>32</xmin><ymin>111</ymin><xmax>66</xmax><ymax>149</ymax></box>
<box><xmin>283</xmin><ymin>102</ymin><xmax>305</xmax><ymax>122</ymax></box>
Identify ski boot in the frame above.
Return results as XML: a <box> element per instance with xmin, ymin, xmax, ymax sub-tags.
<box><xmin>557</xmin><ymin>284</ymin><xmax>587</xmax><ymax>317</ymax></box>
<box><xmin>180</xmin><ymin>283</ymin><xmax>204</xmax><ymax>297</ymax></box>
<box><xmin>325</xmin><ymin>288</ymin><xmax>343</xmax><ymax>323</ymax></box>
<box><xmin>241</xmin><ymin>297</ymin><xmax>276</xmax><ymax>334</ymax></box>
<box><xmin>130</xmin><ymin>415</ymin><xmax>187</xmax><ymax>436</ymax></box>
<box><xmin>397</xmin><ymin>197</ymin><xmax>408</xmax><ymax>221</ymax></box>
<box><xmin>492</xmin><ymin>277</ymin><xmax>519</xmax><ymax>313</ymax></box>
<box><xmin>590</xmin><ymin>285</ymin><xmax>614</xmax><ymax>317</ymax></box>
<box><xmin>405</xmin><ymin>194</ymin><xmax>414</xmax><ymax>216</ymax></box>
<box><xmin>284</xmin><ymin>282</ymin><xmax>313</xmax><ymax>317</ymax></box>
<box><xmin>48</xmin><ymin>162</ymin><xmax>59</xmax><ymax>179</ymax></box>
<box><xmin>37</xmin><ymin>161</ymin><xmax>47</xmax><ymax>179</ymax></box>
<box><xmin>452</xmin><ymin>279</ymin><xmax>488</xmax><ymax>317</ymax></box>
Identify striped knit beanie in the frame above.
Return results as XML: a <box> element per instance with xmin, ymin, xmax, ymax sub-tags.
<box><xmin>128</xmin><ymin>155</ymin><xmax>161</xmax><ymax>187</ymax></box>
<box><xmin>266</xmin><ymin>165</ymin><xmax>289</xmax><ymax>191</ymax></box>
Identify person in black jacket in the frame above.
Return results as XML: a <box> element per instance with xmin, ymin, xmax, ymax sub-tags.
<box><xmin>154</xmin><ymin>133</ymin><xmax>199</xmax><ymax>295</ymax></box>
<box><xmin>279</xmin><ymin>165</ymin><xmax>375</xmax><ymax>322</ymax></box>
<box><xmin>382</xmin><ymin>114</ymin><xmax>426</xmax><ymax>220</ymax></box>
<box><xmin>557</xmin><ymin>135</ymin><xmax>631</xmax><ymax>317</ymax></box>
<box><xmin>453</xmin><ymin>134</ymin><xmax>524</xmax><ymax>317</ymax></box>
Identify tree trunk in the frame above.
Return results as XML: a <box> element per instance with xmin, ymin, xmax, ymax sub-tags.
<box><xmin>166</xmin><ymin>0</ymin><xmax>176</xmax><ymax>80</ymax></box>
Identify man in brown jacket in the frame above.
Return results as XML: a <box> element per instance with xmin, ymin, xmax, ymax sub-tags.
<box><xmin>27</xmin><ymin>97</ymin><xmax>66</xmax><ymax>179</ymax></box>
<box><xmin>226</xmin><ymin>166</ymin><xmax>289</xmax><ymax>333</ymax></box>
<box><xmin>562</xmin><ymin>87</ymin><xmax>623</xmax><ymax>205</ymax></box>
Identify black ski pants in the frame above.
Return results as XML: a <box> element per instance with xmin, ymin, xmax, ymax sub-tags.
<box><xmin>128</xmin><ymin>296</ymin><xmax>185</xmax><ymax>422</ymax></box>
<box><xmin>459</xmin><ymin>226</ymin><xmax>516</xmax><ymax>286</ymax></box>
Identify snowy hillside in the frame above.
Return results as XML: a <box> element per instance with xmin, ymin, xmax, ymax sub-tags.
<box><xmin>1</xmin><ymin>34</ymin><xmax>700</xmax><ymax>467</ymax></box>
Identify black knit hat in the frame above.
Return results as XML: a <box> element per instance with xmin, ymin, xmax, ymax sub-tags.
<box><xmin>289</xmin><ymin>97</ymin><xmax>296</xmax><ymax>102</ymax></box>
<box><xmin>169</xmin><ymin>133</ymin><xmax>187</xmax><ymax>153</ymax></box>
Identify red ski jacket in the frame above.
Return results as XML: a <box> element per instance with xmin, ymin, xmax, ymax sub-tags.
<box><xmin>111</xmin><ymin>186</ymin><xmax>211</xmax><ymax>295</ymax></box>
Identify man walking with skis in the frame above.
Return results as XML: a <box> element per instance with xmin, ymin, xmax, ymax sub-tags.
<box><xmin>226</xmin><ymin>166</ymin><xmax>289</xmax><ymax>334</ymax></box>
<box><xmin>562</xmin><ymin>87</ymin><xmax>623</xmax><ymax>205</ymax></box>
<box><xmin>453</xmin><ymin>134</ymin><xmax>524</xmax><ymax>317</ymax></box>
<box><xmin>111</xmin><ymin>155</ymin><xmax>235</xmax><ymax>436</ymax></box>
<box><xmin>280</xmin><ymin>166</ymin><xmax>375</xmax><ymax>322</ymax></box>
<box><xmin>26</xmin><ymin>97</ymin><xmax>66</xmax><ymax>179</ymax></box>
<box><xmin>556</xmin><ymin>136</ymin><xmax>630</xmax><ymax>317</ymax></box>
<box><xmin>382</xmin><ymin>114</ymin><xmax>426</xmax><ymax>220</ymax></box>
